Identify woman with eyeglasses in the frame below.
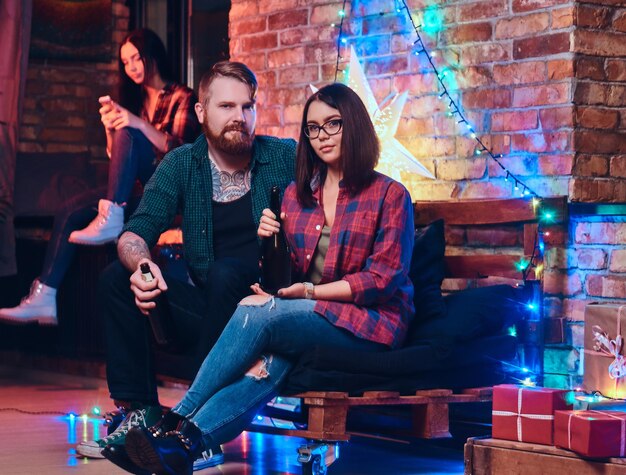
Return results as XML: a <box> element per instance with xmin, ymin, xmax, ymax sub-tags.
<box><xmin>119</xmin><ymin>83</ymin><xmax>415</xmax><ymax>475</ymax></box>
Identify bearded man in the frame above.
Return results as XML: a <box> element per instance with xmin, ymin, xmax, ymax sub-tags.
<box><xmin>77</xmin><ymin>62</ymin><xmax>295</xmax><ymax>469</ymax></box>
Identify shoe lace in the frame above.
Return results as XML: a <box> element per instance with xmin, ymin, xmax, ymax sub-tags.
<box><xmin>20</xmin><ymin>281</ymin><xmax>43</xmax><ymax>305</ymax></box>
<box><xmin>103</xmin><ymin>408</ymin><xmax>146</xmax><ymax>442</ymax></box>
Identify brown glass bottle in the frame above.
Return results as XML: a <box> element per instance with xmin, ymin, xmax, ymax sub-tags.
<box><xmin>260</xmin><ymin>186</ymin><xmax>292</xmax><ymax>294</ymax></box>
<box><xmin>140</xmin><ymin>262</ymin><xmax>172</xmax><ymax>346</ymax></box>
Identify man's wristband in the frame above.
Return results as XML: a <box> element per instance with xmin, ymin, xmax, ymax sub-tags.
<box><xmin>303</xmin><ymin>282</ymin><xmax>315</xmax><ymax>299</ymax></box>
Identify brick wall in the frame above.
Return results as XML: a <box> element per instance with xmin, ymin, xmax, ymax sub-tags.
<box><xmin>229</xmin><ymin>0</ymin><xmax>626</xmax><ymax>389</ymax></box>
<box><xmin>18</xmin><ymin>0</ymin><xmax>129</xmax><ymax>159</ymax></box>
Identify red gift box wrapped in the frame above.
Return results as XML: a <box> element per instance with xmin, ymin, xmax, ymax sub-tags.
<box><xmin>554</xmin><ymin>410</ymin><xmax>626</xmax><ymax>458</ymax></box>
<box><xmin>492</xmin><ymin>384</ymin><xmax>572</xmax><ymax>445</ymax></box>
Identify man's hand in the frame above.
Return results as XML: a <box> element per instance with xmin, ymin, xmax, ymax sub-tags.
<box><xmin>129</xmin><ymin>259</ymin><xmax>168</xmax><ymax>315</ymax></box>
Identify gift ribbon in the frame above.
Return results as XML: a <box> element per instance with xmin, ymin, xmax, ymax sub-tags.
<box><xmin>584</xmin><ymin>306</ymin><xmax>626</xmax><ymax>396</ymax></box>
<box><xmin>492</xmin><ymin>387</ymin><xmax>554</xmax><ymax>441</ymax></box>
<box><xmin>567</xmin><ymin>410</ymin><xmax>626</xmax><ymax>457</ymax></box>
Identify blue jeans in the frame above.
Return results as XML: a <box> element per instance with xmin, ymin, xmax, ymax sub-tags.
<box><xmin>107</xmin><ymin>127</ymin><xmax>156</xmax><ymax>204</ymax></box>
<box><xmin>172</xmin><ymin>298</ymin><xmax>386</xmax><ymax>447</ymax></box>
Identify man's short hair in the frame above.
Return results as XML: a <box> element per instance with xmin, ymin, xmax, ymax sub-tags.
<box><xmin>198</xmin><ymin>61</ymin><xmax>258</xmax><ymax>105</ymax></box>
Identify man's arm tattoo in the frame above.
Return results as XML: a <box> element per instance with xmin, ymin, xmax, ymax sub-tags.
<box><xmin>117</xmin><ymin>232</ymin><xmax>151</xmax><ymax>272</ymax></box>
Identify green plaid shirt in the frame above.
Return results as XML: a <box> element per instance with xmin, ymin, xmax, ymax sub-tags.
<box><xmin>123</xmin><ymin>134</ymin><xmax>296</xmax><ymax>286</ymax></box>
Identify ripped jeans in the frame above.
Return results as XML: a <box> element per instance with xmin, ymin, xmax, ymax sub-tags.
<box><xmin>172</xmin><ymin>298</ymin><xmax>385</xmax><ymax>447</ymax></box>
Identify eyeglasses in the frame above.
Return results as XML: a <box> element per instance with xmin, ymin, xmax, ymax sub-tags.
<box><xmin>303</xmin><ymin>119</ymin><xmax>343</xmax><ymax>139</ymax></box>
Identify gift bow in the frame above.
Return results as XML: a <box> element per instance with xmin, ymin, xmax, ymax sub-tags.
<box><xmin>492</xmin><ymin>387</ymin><xmax>554</xmax><ymax>441</ymax></box>
<box><xmin>592</xmin><ymin>325</ymin><xmax>626</xmax><ymax>380</ymax></box>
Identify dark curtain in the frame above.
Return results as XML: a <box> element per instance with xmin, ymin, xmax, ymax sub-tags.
<box><xmin>0</xmin><ymin>0</ymin><xmax>32</xmax><ymax>276</ymax></box>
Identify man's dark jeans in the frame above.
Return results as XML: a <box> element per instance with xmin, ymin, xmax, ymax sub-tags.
<box><xmin>98</xmin><ymin>258</ymin><xmax>258</xmax><ymax>405</ymax></box>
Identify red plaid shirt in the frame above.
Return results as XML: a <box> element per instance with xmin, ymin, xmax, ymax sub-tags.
<box><xmin>140</xmin><ymin>83</ymin><xmax>199</xmax><ymax>161</ymax></box>
<box><xmin>282</xmin><ymin>172</ymin><xmax>415</xmax><ymax>348</ymax></box>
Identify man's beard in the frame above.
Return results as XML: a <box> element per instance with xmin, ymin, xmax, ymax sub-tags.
<box><xmin>203</xmin><ymin>120</ymin><xmax>254</xmax><ymax>155</ymax></box>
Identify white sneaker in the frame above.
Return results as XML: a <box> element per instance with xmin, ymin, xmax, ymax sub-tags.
<box><xmin>68</xmin><ymin>199</ymin><xmax>124</xmax><ymax>245</ymax></box>
<box><xmin>0</xmin><ymin>280</ymin><xmax>57</xmax><ymax>325</ymax></box>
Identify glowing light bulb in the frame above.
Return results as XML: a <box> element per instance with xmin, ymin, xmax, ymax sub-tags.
<box><xmin>522</xmin><ymin>377</ymin><xmax>535</xmax><ymax>387</ymax></box>
<box><xmin>92</xmin><ymin>406</ymin><xmax>101</xmax><ymax>416</ymax></box>
<box><xmin>338</xmin><ymin>9</ymin><xmax>345</xmax><ymax>17</ymax></box>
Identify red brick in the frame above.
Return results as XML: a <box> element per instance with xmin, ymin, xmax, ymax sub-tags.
<box><xmin>232</xmin><ymin>53</ymin><xmax>266</xmax><ymax>71</ymax></box>
<box><xmin>352</xmin><ymin>36</ymin><xmax>391</xmax><ymax>57</ymax></box>
<box><xmin>575</xmin><ymin>4</ymin><xmax>612</xmax><ymax>29</ymax></box>
<box><xmin>575</xmin><ymin>56</ymin><xmax>606</xmax><ymax>80</ymax></box>
<box><xmin>546</xmin><ymin>248</ymin><xmax>578</xmax><ymax>270</ymax></box>
<box><xmin>577</xmin><ymin>248</ymin><xmax>608</xmax><ymax>270</ymax></box>
<box><xmin>393</xmin><ymin>73</ymin><xmax>438</xmax><ymax>96</ymax></box>
<box><xmin>548</xmin><ymin>59</ymin><xmax>574</xmax><ymax>80</ymax></box>
<box><xmin>543</xmin><ymin>270</ymin><xmax>583</xmax><ymax>296</ymax></box>
<box><xmin>609</xmin><ymin>250</ymin><xmax>626</xmax><ymax>272</ymax></box>
<box><xmin>268</xmin><ymin>46</ymin><xmax>305</xmax><ymax>68</ymax></box>
<box><xmin>540</xmin><ymin>107</ymin><xmax>574</xmax><ymax>130</ymax></box>
<box><xmin>39</xmin><ymin>128</ymin><xmax>86</xmax><ymax>143</ymax></box>
<box><xmin>280</xmin><ymin>26</ymin><xmax>335</xmax><ymax>46</ymax></box>
<box><xmin>606</xmin><ymin>59</ymin><xmax>626</xmax><ymax>81</ymax></box>
<box><xmin>511</xmin><ymin>131</ymin><xmax>570</xmax><ymax>153</ymax></box>
<box><xmin>571</xmin><ymin>177</ymin><xmax>626</xmax><ymax>202</ymax></box>
<box><xmin>574</xmin><ymin>130</ymin><xmax>626</xmax><ymax>154</ymax></box>
<box><xmin>495</xmin><ymin>12</ymin><xmax>549</xmax><ymax>39</ymax></box>
<box><xmin>455</xmin><ymin>66</ymin><xmax>493</xmax><ymax>89</ymax></box>
<box><xmin>513</xmin><ymin>0</ymin><xmax>570</xmax><ymax>13</ymax></box>
<box><xmin>576</xmin><ymin>222</ymin><xmax>626</xmax><ymax>245</ymax></box>
<box><xmin>436</xmin><ymin>157</ymin><xmax>487</xmax><ymax>180</ymax></box>
<box><xmin>574</xmin><ymin>82</ymin><xmax>607</xmax><ymax>105</ymax></box>
<box><xmin>230</xmin><ymin>1</ymin><xmax>259</xmax><ymax>19</ymax></box>
<box><xmin>442</xmin><ymin>22</ymin><xmax>492</xmax><ymax>44</ymax></box>
<box><xmin>258</xmin><ymin>0</ymin><xmax>318</xmax><ymax>15</ymax></box>
<box><xmin>576</xmin><ymin>106</ymin><xmax>620</xmax><ymax>129</ymax></box>
<box><xmin>397</xmin><ymin>117</ymin><xmax>435</xmax><ymax>136</ymax></box>
<box><xmin>615</xmin><ymin>10</ymin><xmax>626</xmax><ymax>32</ymax></box>
<box><xmin>575</xmin><ymin>30</ymin><xmax>626</xmax><ymax>57</ymax></box>
<box><xmin>537</xmin><ymin>154</ymin><xmax>574</xmax><ymax>175</ymax></box>
<box><xmin>461</xmin><ymin>43</ymin><xmax>509</xmax><ymax>65</ymax></box>
<box><xmin>458</xmin><ymin>0</ymin><xmax>507</xmax><ymax>21</ymax></box>
<box><xmin>611</xmin><ymin>155</ymin><xmax>626</xmax><ymax>178</ymax></box>
<box><xmin>256</xmin><ymin>70</ymin><xmax>276</xmax><ymax>89</ymax></box>
<box><xmin>464</xmin><ymin>88</ymin><xmax>511</xmax><ymax>109</ymax></box>
<box><xmin>278</xmin><ymin>65</ymin><xmax>319</xmax><ymax>85</ymax></box>
<box><xmin>404</xmin><ymin>136</ymin><xmax>456</xmax><ymax>158</ymax></box>
<box><xmin>240</xmin><ymin>32</ymin><xmax>278</xmax><ymax>51</ymax></box>
<box><xmin>364</xmin><ymin>56</ymin><xmax>408</xmax><ymax>76</ymax></box>
<box><xmin>552</xmin><ymin>6</ymin><xmax>575</xmax><ymax>29</ymax></box>
<box><xmin>362</xmin><ymin>14</ymin><xmax>411</xmax><ymax>36</ymax></box>
<box><xmin>493</xmin><ymin>61</ymin><xmax>546</xmax><ymax>85</ymax></box>
<box><xmin>514</xmin><ymin>33</ymin><xmax>570</xmax><ymax>59</ymax></box>
<box><xmin>230</xmin><ymin>17</ymin><xmax>267</xmax><ymax>36</ymax></box>
<box><xmin>311</xmin><ymin>4</ymin><xmax>348</xmax><ymax>26</ymax></box>
<box><xmin>268</xmin><ymin>9</ymin><xmax>308</xmax><ymax>30</ymax></box>
<box><xmin>492</xmin><ymin>110</ymin><xmax>538</xmax><ymax>132</ymax></box>
<box><xmin>586</xmin><ymin>275</ymin><xmax>626</xmax><ymax>298</ymax></box>
<box><xmin>572</xmin><ymin>154</ymin><xmax>610</xmax><ymax>177</ymax></box>
<box><xmin>513</xmin><ymin>83</ymin><xmax>570</xmax><ymax>107</ymax></box>
<box><xmin>606</xmin><ymin>84</ymin><xmax>626</xmax><ymax>107</ymax></box>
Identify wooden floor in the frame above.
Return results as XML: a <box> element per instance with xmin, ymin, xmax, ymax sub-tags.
<box><xmin>0</xmin><ymin>367</ymin><xmax>465</xmax><ymax>474</ymax></box>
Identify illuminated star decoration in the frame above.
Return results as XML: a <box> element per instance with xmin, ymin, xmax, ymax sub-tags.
<box><xmin>346</xmin><ymin>46</ymin><xmax>435</xmax><ymax>180</ymax></box>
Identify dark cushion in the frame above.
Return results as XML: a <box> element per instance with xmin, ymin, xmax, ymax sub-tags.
<box><xmin>409</xmin><ymin>219</ymin><xmax>446</xmax><ymax>324</ymax></box>
<box><xmin>408</xmin><ymin>284</ymin><xmax>530</xmax><ymax>346</ymax></box>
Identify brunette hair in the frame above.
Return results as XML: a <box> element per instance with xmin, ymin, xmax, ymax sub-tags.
<box><xmin>296</xmin><ymin>83</ymin><xmax>379</xmax><ymax>207</ymax></box>
<box><xmin>118</xmin><ymin>28</ymin><xmax>173</xmax><ymax>115</ymax></box>
<box><xmin>198</xmin><ymin>61</ymin><xmax>258</xmax><ymax>106</ymax></box>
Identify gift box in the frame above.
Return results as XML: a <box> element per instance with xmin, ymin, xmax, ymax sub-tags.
<box><xmin>583</xmin><ymin>303</ymin><xmax>626</xmax><ymax>399</ymax></box>
<box><xmin>492</xmin><ymin>384</ymin><xmax>572</xmax><ymax>445</ymax></box>
<box><xmin>554</xmin><ymin>410</ymin><xmax>626</xmax><ymax>458</ymax></box>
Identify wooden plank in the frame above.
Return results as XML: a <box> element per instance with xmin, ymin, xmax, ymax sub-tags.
<box><xmin>462</xmin><ymin>387</ymin><xmax>493</xmax><ymax>397</ymax></box>
<box><xmin>444</xmin><ymin>254</ymin><xmax>523</xmax><ymax>279</ymax></box>
<box><xmin>412</xmin><ymin>402</ymin><xmax>451</xmax><ymax>438</ymax></box>
<box><xmin>465</xmin><ymin>437</ymin><xmax>626</xmax><ymax>475</ymax></box>
<box><xmin>414</xmin><ymin>196</ymin><xmax>567</xmax><ymax>226</ymax></box>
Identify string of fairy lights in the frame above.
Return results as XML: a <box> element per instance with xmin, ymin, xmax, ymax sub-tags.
<box><xmin>329</xmin><ymin>0</ymin><xmax>558</xmax><ymax>286</ymax></box>
<box><xmin>332</xmin><ymin>0</ymin><xmax>540</xmax><ymax>199</ymax></box>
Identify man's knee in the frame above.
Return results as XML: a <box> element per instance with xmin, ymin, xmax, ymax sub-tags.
<box><xmin>208</xmin><ymin>260</ymin><xmax>256</xmax><ymax>294</ymax></box>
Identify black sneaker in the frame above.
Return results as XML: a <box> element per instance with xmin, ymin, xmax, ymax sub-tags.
<box><xmin>76</xmin><ymin>405</ymin><xmax>162</xmax><ymax>458</ymax></box>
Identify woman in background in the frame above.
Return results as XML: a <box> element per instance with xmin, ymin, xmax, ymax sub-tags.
<box><xmin>0</xmin><ymin>28</ymin><xmax>199</xmax><ymax>325</ymax></box>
